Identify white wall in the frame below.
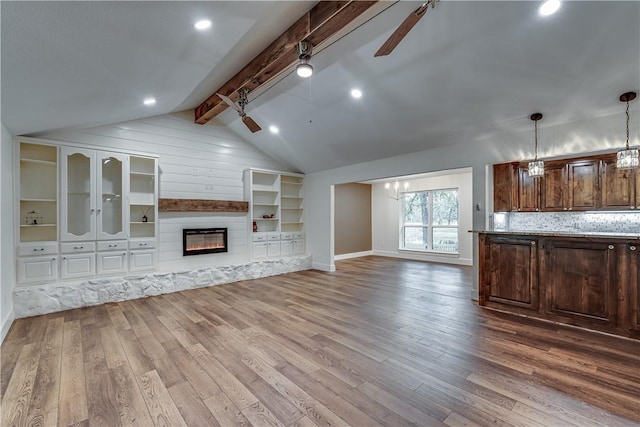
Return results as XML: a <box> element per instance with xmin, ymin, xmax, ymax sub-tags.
<box><xmin>1</xmin><ymin>123</ymin><xmax>15</xmax><ymax>342</ymax></box>
<box><xmin>305</xmin><ymin>111</ymin><xmax>634</xmax><ymax>299</ymax></box>
<box><xmin>372</xmin><ymin>170</ymin><xmax>473</xmax><ymax>265</ymax></box>
<box><xmin>29</xmin><ymin>111</ymin><xmax>294</xmax><ymax>272</ymax></box>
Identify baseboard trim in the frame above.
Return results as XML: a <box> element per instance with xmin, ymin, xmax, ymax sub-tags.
<box><xmin>372</xmin><ymin>250</ymin><xmax>473</xmax><ymax>266</ymax></box>
<box><xmin>1</xmin><ymin>308</ymin><xmax>14</xmax><ymax>344</ymax></box>
<box><xmin>334</xmin><ymin>251</ymin><xmax>373</xmax><ymax>261</ymax></box>
<box><xmin>312</xmin><ymin>262</ymin><xmax>336</xmax><ymax>272</ymax></box>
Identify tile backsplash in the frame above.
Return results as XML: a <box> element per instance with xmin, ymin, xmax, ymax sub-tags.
<box><xmin>493</xmin><ymin>212</ymin><xmax>640</xmax><ymax>234</ymax></box>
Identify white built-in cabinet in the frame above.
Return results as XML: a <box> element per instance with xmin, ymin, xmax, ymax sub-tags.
<box><xmin>245</xmin><ymin>168</ymin><xmax>305</xmax><ymax>260</ymax></box>
<box><xmin>16</xmin><ymin>139</ymin><xmax>158</xmax><ymax>285</ymax></box>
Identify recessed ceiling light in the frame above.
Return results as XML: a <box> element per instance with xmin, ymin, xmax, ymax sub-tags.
<box><xmin>143</xmin><ymin>97</ymin><xmax>156</xmax><ymax>106</ymax></box>
<box><xmin>350</xmin><ymin>89</ymin><xmax>363</xmax><ymax>99</ymax></box>
<box><xmin>194</xmin><ymin>19</ymin><xmax>212</xmax><ymax>30</ymax></box>
<box><xmin>269</xmin><ymin>125</ymin><xmax>279</xmax><ymax>134</ymax></box>
<box><xmin>539</xmin><ymin>0</ymin><xmax>561</xmax><ymax>16</ymax></box>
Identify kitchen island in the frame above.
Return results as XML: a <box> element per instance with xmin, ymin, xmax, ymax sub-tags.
<box><xmin>476</xmin><ymin>230</ymin><xmax>640</xmax><ymax>339</ymax></box>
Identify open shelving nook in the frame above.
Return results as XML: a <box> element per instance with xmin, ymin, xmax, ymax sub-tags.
<box><xmin>19</xmin><ymin>143</ymin><xmax>58</xmax><ymax>242</ymax></box>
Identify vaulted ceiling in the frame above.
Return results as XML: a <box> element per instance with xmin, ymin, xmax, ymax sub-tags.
<box><xmin>2</xmin><ymin>1</ymin><xmax>639</xmax><ymax>173</ymax></box>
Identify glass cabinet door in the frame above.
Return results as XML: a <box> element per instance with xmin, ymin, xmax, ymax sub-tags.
<box><xmin>61</xmin><ymin>147</ymin><xmax>96</xmax><ymax>241</ymax></box>
<box><xmin>97</xmin><ymin>152</ymin><xmax>128</xmax><ymax>240</ymax></box>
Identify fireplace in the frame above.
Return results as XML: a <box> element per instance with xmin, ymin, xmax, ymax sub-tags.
<box><xmin>183</xmin><ymin>228</ymin><xmax>228</xmax><ymax>256</ymax></box>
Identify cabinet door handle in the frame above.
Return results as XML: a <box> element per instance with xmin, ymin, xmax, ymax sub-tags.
<box><xmin>139</xmin><ymin>243</ymin><xmax>148</xmax><ymax>246</ymax></box>
<box><xmin>630</xmin><ymin>246</ymin><xmax>637</xmax><ymax>251</ymax></box>
<box><xmin>33</xmin><ymin>248</ymin><xmax>45</xmax><ymax>252</ymax></box>
<box><xmin>74</xmin><ymin>246</ymin><xmax>83</xmax><ymax>249</ymax></box>
<box><xmin>108</xmin><ymin>244</ymin><xmax>117</xmax><ymax>247</ymax></box>
<box><xmin>530</xmin><ymin>241</ymin><xmax>536</xmax><ymax>246</ymax></box>
<box><xmin>608</xmin><ymin>245</ymin><xmax>615</xmax><ymax>250</ymax></box>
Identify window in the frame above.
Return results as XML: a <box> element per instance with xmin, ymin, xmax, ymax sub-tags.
<box><xmin>401</xmin><ymin>189</ymin><xmax>459</xmax><ymax>253</ymax></box>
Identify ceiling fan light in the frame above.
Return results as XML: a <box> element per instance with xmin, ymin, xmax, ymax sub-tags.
<box><xmin>296</xmin><ymin>61</ymin><xmax>313</xmax><ymax>78</ymax></box>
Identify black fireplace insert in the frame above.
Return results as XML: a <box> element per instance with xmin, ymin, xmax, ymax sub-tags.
<box><xmin>183</xmin><ymin>228</ymin><xmax>228</xmax><ymax>256</ymax></box>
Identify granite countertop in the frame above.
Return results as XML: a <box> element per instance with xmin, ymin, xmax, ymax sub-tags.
<box><xmin>470</xmin><ymin>230</ymin><xmax>640</xmax><ymax>239</ymax></box>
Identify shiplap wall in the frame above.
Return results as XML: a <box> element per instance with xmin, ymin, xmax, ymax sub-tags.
<box><xmin>34</xmin><ymin>111</ymin><xmax>294</xmax><ymax>271</ymax></box>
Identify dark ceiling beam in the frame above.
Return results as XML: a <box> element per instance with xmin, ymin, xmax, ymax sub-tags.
<box><xmin>194</xmin><ymin>1</ymin><xmax>378</xmax><ymax>125</ymax></box>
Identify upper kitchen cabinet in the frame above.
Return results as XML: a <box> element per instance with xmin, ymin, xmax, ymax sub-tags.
<box><xmin>61</xmin><ymin>147</ymin><xmax>128</xmax><ymax>241</ymax></box>
<box><xmin>566</xmin><ymin>159</ymin><xmax>600</xmax><ymax>211</ymax></box>
<box><xmin>492</xmin><ymin>163</ymin><xmax>539</xmax><ymax>212</ymax></box>
<box><xmin>540</xmin><ymin>161</ymin><xmax>568</xmax><ymax>211</ymax></box>
<box><xmin>601</xmin><ymin>154</ymin><xmax>638</xmax><ymax>210</ymax></box>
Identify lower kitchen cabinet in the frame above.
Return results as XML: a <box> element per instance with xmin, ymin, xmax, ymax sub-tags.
<box><xmin>97</xmin><ymin>251</ymin><xmax>128</xmax><ymax>275</ymax></box>
<box><xmin>17</xmin><ymin>256</ymin><xmax>58</xmax><ymax>284</ymax></box>
<box><xmin>481</xmin><ymin>235</ymin><xmax>538</xmax><ymax>309</ymax></box>
<box><xmin>129</xmin><ymin>250</ymin><xmax>156</xmax><ymax>272</ymax></box>
<box><xmin>541</xmin><ymin>239</ymin><xmax>617</xmax><ymax>326</ymax></box>
<box><xmin>479</xmin><ymin>232</ymin><xmax>637</xmax><ymax>338</ymax></box>
<box><xmin>61</xmin><ymin>253</ymin><xmax>95</xmax><ymax>279</ymax></box>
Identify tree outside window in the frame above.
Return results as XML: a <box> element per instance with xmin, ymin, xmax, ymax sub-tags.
<box><xmin>402</xmin><ymin>189</ymin><xmax>458</xmax><ymax>253</ymax></box>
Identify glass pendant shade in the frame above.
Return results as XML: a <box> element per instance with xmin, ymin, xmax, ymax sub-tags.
<box><xmin>528</xmin><ymin>160</ymin><xmax>545</xmax><ymax>177</ymax></box>
<box><xmin>616</xmin><ymin>148</ymin><xmax>639</xmax><ymax>169</ymax></box>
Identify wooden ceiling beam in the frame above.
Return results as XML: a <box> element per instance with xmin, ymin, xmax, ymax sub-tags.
<box><xmin>194</xmin><ymin>1</ymin><xmax>378</xmax><ymax>125</ymax></box>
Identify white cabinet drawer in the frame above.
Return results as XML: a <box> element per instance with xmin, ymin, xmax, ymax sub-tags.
<box><xmin>17</xmin><ymin>242</ymin><xmax>58</xmax><ymax>256</ymax></box>
<box><xmin>293</xmin><ymin>232</ymin><xmax>305</xmax><ymax>239</ymax></box>
<box><xmin>60</xmin><ymin>242</ymin><xmax>96</xmax><ymax>254</ymax></box>
<box><xmin>252</xmin><ymin>233</ymin><xmax>267</xmax><ymax>242</ymax></box>
<box><xmin>98</xmin><ymin>251</ymin><xmax>127</xmax><ymax>274</ymax></box>
<box><xmin>253</xmin><ymin>242</ymin><xmax>267</xmax><ymax>258</ymax></box>
<box><xmin>97</xmin><ymin>240</ymin><xmax>127</xmax><ymax>251</ymax></box>
<box><xmin>129</xmin><ymin>250</ymin><xmax>156</xmax><ymax>272</ymax></box>
<box><xmin>17</xmin><ymin>256</ymin><xmax>58</xmax><ymax>284</ymax></box>
<box><xmin>61</xmin><ymin>253</ymin><xmax>95</xmax><ymax>279</ymax></box>
<box><xmin>267</xmin><ymin>233</ymin><xmax>280</xmax><ymax>241</ymax></box>
<box><xmin>129</xmin><ymin>239</ymin><xmax>156</xmax><ymax>250</ymax></box>
<box><xmin>281</xmin><ymin>232</ymin><xmax>294</xmax><ymax>240</ymax></box>
<box><xmin>281</xmin><ymin>240</ymin><xmax>294</xmax><ymax>256</ymax></box>
<box><xmin>267</xmin><ymin>241</ymin><xmax>281</xmax><ymax>257</ymax></box>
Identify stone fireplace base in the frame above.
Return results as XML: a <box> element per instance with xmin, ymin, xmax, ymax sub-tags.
<box><xmin>13</xmin><ymin>255</ymin><xmax>312</xmax><ymax>318</ymax></box>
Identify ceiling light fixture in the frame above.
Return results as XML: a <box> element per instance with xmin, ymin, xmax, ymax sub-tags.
<box><xmin>269</xmin><ymin>125</ymin><xmax>279</xmax><ymax>134</ymax></box>
<box><xmin>350</xmin><ymin>89</ymin><xmax>362</xmax><ymax>99</ymax></box>
<box><xmin>528</xmin><ymin>113</ymin><xmax>545</xmax><ymax>178</ymax></box>
<box><xmin>616</xmin><ymin>91</ymin><xmax>638</xmax><ymax>170</ymax></box>
<box><xmin>539</xmin><ymin>0</ymin><xmax>561</xmax><ymax>16</ymax></box>
<box><xmin>143</xmin><ymin>97</ymin><xmax>156</xmax><ymax>106</ymax></box>
<box><xmin>385</xmin><ymin>180</ymin><xmax>409</xmax><ymax>201</ymax></box>
<box><xmin>296</xmin><ymin>41</ymin><xmax>313</xmax><ymax>78</ymax></box>
<box><xmin>194</xmin><ymin>19</ymin><xmax>212</xmax><ymax>30</ymax></box>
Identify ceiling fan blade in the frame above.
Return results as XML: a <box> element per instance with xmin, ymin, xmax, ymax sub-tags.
<box><xmin>242</xmin><ymin>116</ymin><xmax>262</xmax><ymax>133</ymax></box>
<box><xmin>374</xmin><ymin>3</ymin><xmax>430</xmax><ymax>57</ymax></box>
<box><xmin>216</xmin><ymin>93</ymin><xmax>242</xmax><ymax>114</ymax></box>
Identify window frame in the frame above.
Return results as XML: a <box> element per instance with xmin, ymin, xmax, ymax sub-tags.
<box><xmin>399</xmin><ymin>187</ymin><xmax>459</xmax><ymax>255</ymax></box>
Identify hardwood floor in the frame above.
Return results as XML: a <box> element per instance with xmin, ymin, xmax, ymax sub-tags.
<box><xmin>2</xmin><ymin>256</ymin><xmax>639</xmax><ymax>427</ymax></box>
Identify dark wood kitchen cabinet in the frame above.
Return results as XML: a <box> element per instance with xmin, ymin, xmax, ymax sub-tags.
<box><xmin>566</xmin><ymin>159</ymin><xmax>600</xmax><ymax>211</ymax></box>
<box><xmin>480</xmin><ymin>234</ymin><xmax>538</xmax><ymax>309</ymax></box>
<box><xmin>541</xmin><ymin>239</ymin><xmax>617</xmax><ymax>327</ymax></box>
<box><xmin>479</xmin><ymin>232</ymin><xmax>639</xmax><ymax>338</ymax></box>
<box><xmin>492</xmin><ymin>163</ymin><xmax>539</xmax><ymax>212</ymax></box>
<box><xmin>540</xmin><ymin>161</ymin><xmax>568</xmax><ymax>211</ymax></box>
<box><xmin>601</xmin><ymin>154</ymin><xmax>640</xmax><ymax>210</ymax></box>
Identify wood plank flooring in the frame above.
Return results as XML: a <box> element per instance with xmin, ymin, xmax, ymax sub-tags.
<box><xmin>2</xmin><ymin>256</ymin><xmax>639</xmax><ymax>427</ymax></box>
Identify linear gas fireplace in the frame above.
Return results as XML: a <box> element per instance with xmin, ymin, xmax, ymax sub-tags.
<box><xmin>183</xmin><ymin>228</ymin><xmax>228</xmax><ymax>256</ymax></box>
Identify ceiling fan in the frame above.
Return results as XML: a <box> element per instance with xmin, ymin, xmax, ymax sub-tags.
<box><xmin>375</xmin><ymin>0</ymin><xmax>439</xmax><ymax>57</ymax></box>
<box><xmin>216</xmin><ymin>88</ymin><xmax>262</xmax><ymax>133</ymax></box>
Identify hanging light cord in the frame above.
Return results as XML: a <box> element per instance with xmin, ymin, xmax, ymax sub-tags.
<box><xmin>534</xmin><ymin>120</ymin><xmax>539</xmax><ymax>161</ymax></box>
<box><xmin>625</xmin><ymin>99</ymin><xmax>630</xmax><ymax>150</ymax></box>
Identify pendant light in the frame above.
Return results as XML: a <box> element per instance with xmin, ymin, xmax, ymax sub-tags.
<box><xmin>528</xmin><ymin>113</ymin><xmax>545</xmax><ymax>178</ymax></box>
<box><xmin>616</xmin><ymin>91</ymin><xmax>638</xmax><ymax>169</ymax></box>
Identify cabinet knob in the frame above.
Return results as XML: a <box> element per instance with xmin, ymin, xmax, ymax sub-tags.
<box><xmin>568</xmin><ymin>207</ymin><xmax>573</xmax><ymax>211</ymax></box>
<box><xmin>535</xmin><ymin>208</ymin><xmax>539</xmax><ymax>212</ymax></box>
<box><xmin>608</xmin><ymin>245</ymin><xmax>615</xmax><ymax>250</ymax></box>
<box><xmin>90</xmin><ymin>209</ymin><xmax>95</xmax><ymax>213</ymax></box>
<box><xmin>630</xmin><ymin>246</ymin><xmax>637</xmax><ymax>251</ymax></box>
<box><xmin>631</xmin><ymin>206</ymin><xmax>636</xmax><ymax>210</ymax></box>
<box><xmin>531</xmin><ymin>241</ymin><xmax>536</xmax><ymax>246</ymax></box>
<box><xmin>563</xmin><ymin>208</ymin><xmax>568</xmax><ymax>211</ymax></box>
<box><xmin>96</xmin><ymin>209</ymin><xmax>101</xmax><ymax>214</ymax></box>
